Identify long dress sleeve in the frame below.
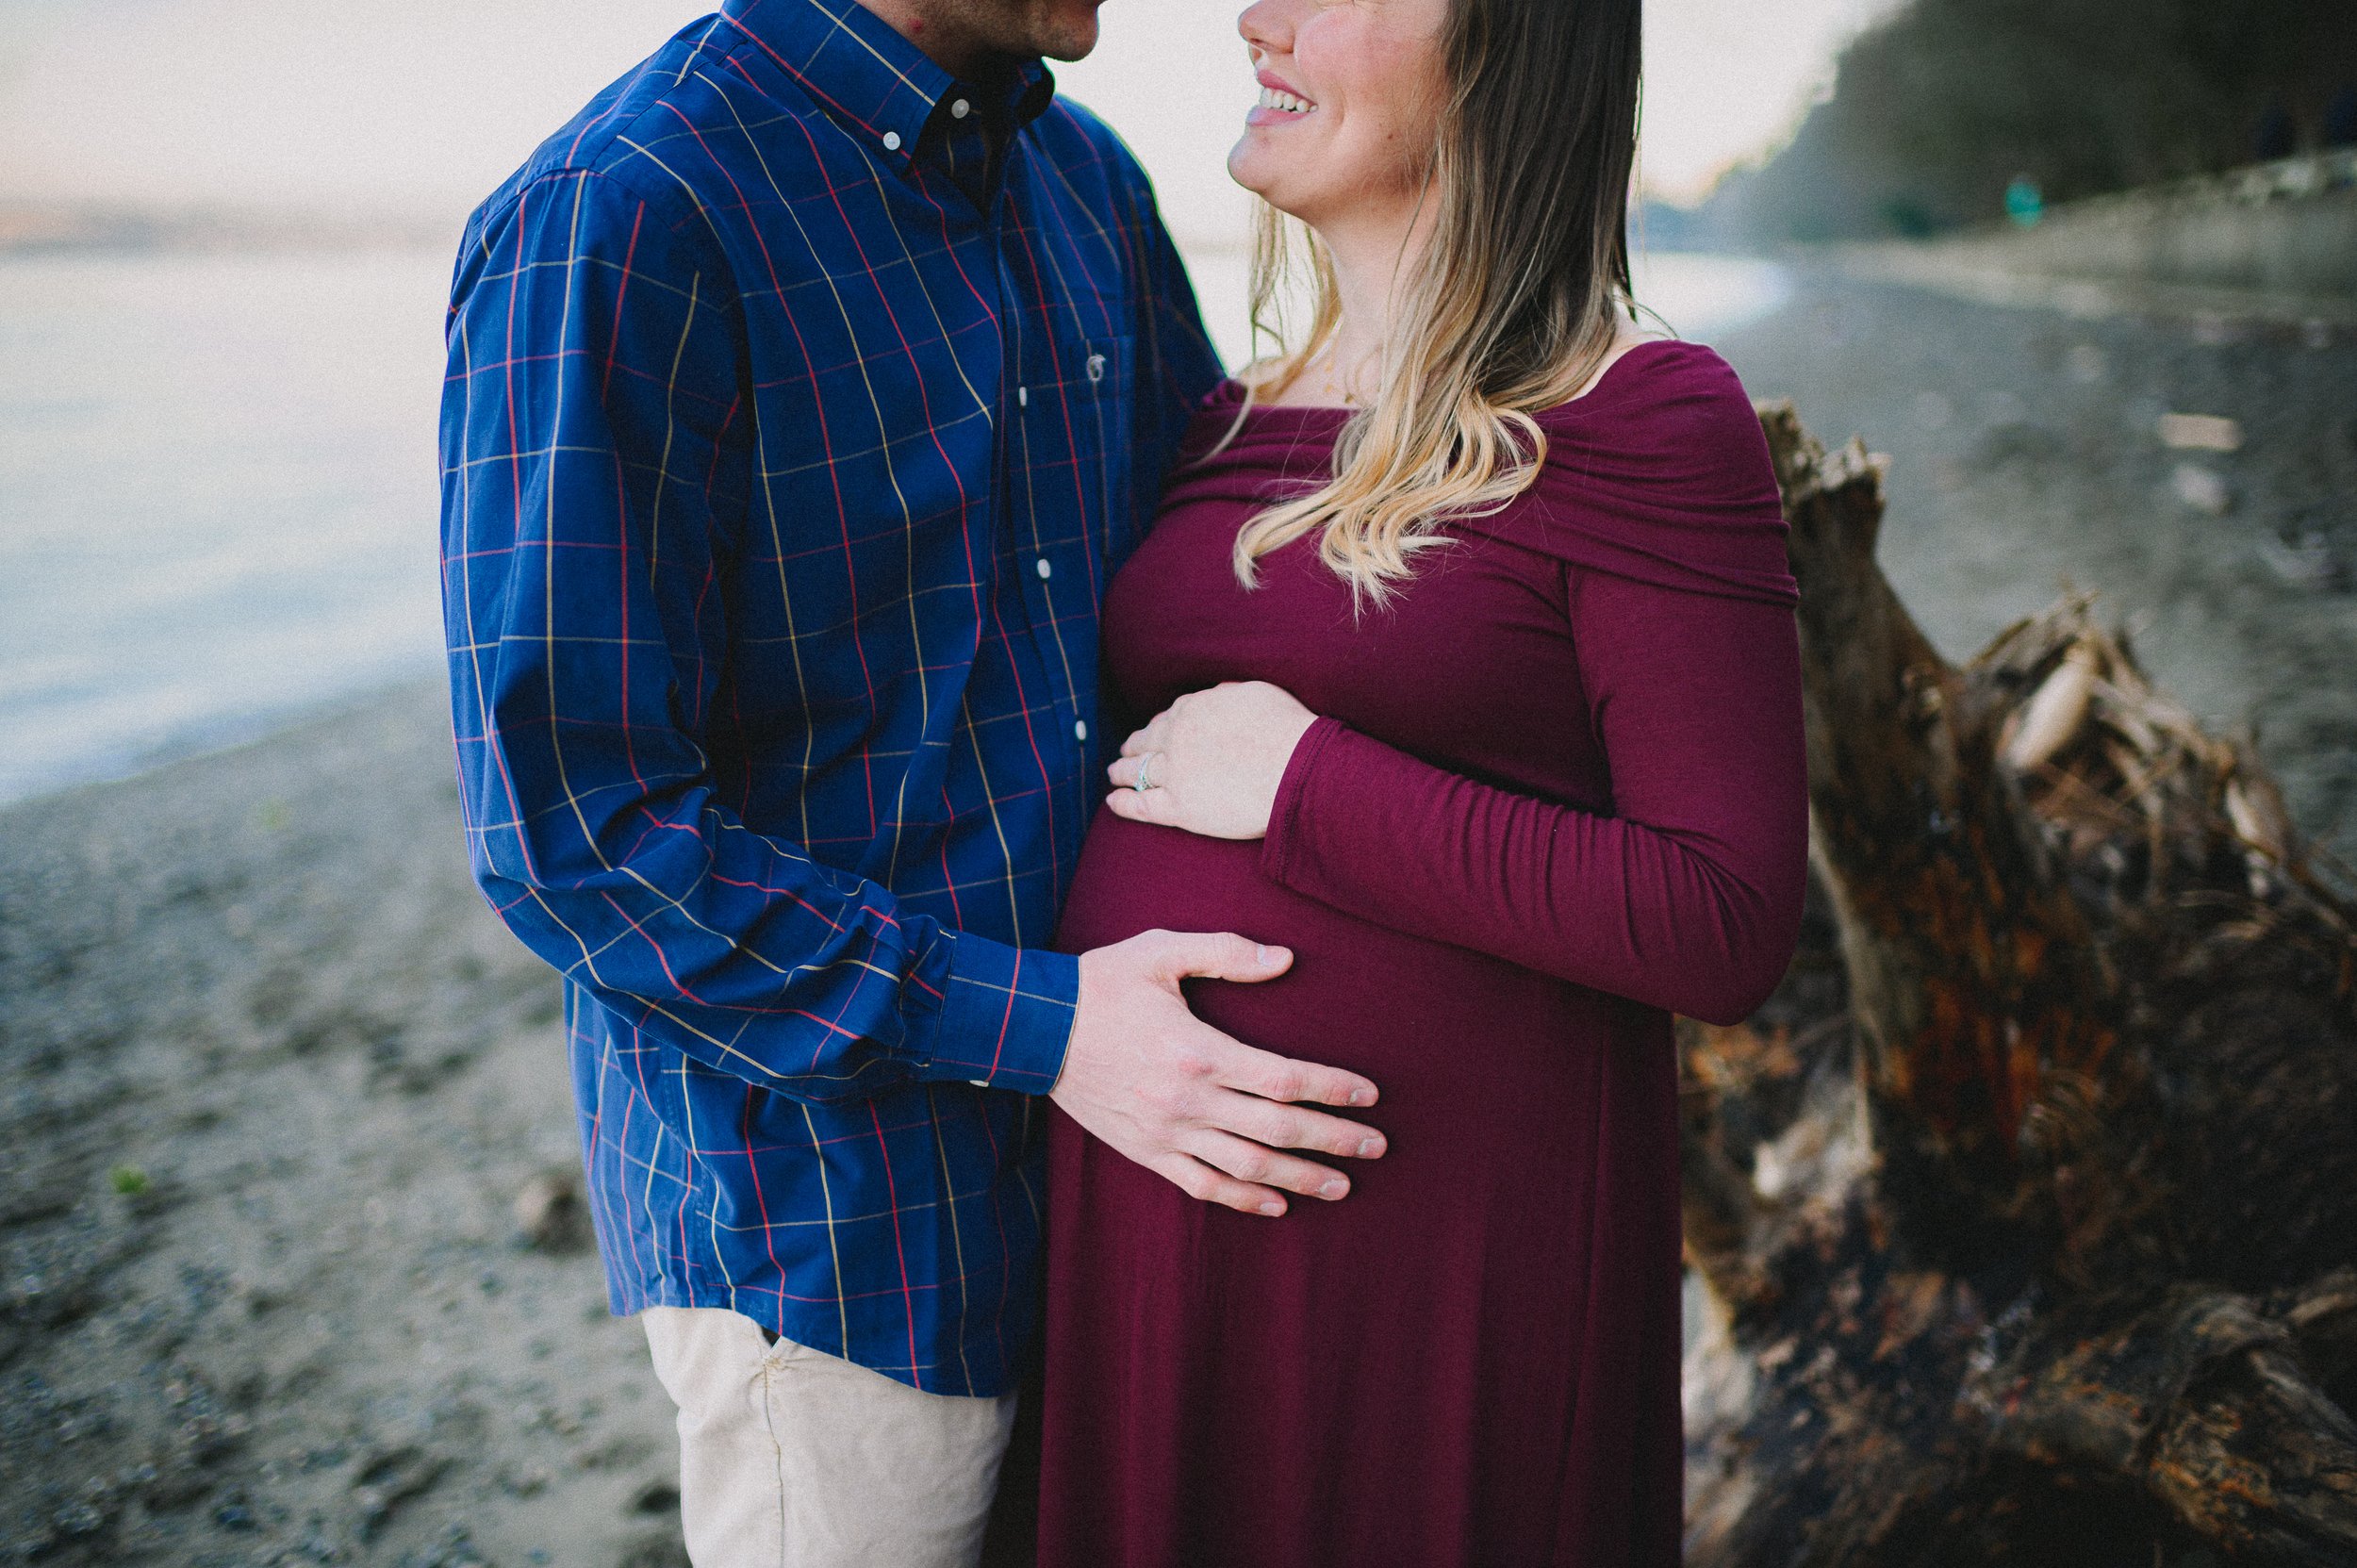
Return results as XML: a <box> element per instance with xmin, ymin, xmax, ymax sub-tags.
<box><xmin>1256</xmin><ymin>352</ymin><xmax>1810</xmax><ymax>1028</ymax></box>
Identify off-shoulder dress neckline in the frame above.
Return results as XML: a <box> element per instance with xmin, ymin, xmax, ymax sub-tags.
<box><xmin>1205</xmin><ymin>334</ymin><xmax>1688</xmax><ymax>423</ymax></box>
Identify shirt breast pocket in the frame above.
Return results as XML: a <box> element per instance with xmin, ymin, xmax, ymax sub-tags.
<box><xmin>1058</xmin><ymin>330</ymin><xmax>1137</xmax><ymax>569</ymax></box>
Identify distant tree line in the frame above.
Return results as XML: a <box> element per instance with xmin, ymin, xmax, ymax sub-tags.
<box><xmin>1666</xmin><ymin>0</ymin><xmax>2357</xmax><ymax>247</ymax></box>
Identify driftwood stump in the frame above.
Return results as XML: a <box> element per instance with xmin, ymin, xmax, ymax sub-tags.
<box><xmin>1681</xmin><ymin>404</ymin><xmax>2357</xmax><ymax>1566</ymax></box>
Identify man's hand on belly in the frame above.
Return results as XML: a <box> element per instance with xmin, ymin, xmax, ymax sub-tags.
<box><xmin>1049</xmin><ymin>931</ymin><xmax>1387</xmax><ymax>1216</ymax></box>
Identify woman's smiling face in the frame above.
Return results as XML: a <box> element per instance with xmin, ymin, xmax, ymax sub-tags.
<box><xmin>1228</xmin><ymin>0</ymin><xmax>1451</xmax><ymax>232</ymax></box>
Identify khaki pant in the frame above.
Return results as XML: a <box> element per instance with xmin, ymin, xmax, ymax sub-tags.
<box><xmin>641</xmin><ymin>1306</ymin><xmax>1019</xmax><ymax>1568</ymax></box>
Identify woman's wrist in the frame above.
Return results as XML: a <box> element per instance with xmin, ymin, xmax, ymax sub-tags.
<box><xmin>1260</xmin><ymin>715</ymin><xmax>1348</xmax><ymax>875</ymax></box>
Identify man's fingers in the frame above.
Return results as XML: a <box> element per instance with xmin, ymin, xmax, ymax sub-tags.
<box><xmin>1153</xmin><ymin>1153</ymin><xmax>1288</xmax><ymax>1217</ymax></box>
<box><xmin>1157</xmin><ymin>931</ymin><xmax>1294</xmax><ymax>984</ymax></box>
<box><xmin>1187</xmin><ymin>1130</ymin><xmax>1354</xmax><ymax>1200</ymax></box>
<box><xmin>1214</xmin><ymin>1036</ymin><xmax>1378</xmax><ymax>1109</ymax></box>
<box><xmin>1204</xmin><ymin>1087</ymin><xmax>1387</xmax><ymax>1160</ymax></box>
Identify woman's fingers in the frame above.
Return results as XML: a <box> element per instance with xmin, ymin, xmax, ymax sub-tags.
<box><xmin>1118</xmin><ymin>710</ymin><xmax>1172</xmax><ymax>758</ymax></box>
<box><xmin>1105</xmin><ymin>747</ymin><xmax>1181</xmax><ymax>825</ymax></box>
<box><xmin>1103</xmin><ymin>784</ymin><xmax>1179</xmax><ymax>825</ymax></box>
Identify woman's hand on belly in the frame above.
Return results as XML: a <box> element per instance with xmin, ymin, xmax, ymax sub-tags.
<box><xmin>1105</xmin><ymin>681</ymin><xmax>1318</xmax><ymax>839</ymax></box>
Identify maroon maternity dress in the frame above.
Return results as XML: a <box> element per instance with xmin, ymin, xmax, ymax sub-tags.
<box><xmin>1038</xmin><ymin>338</ymin><xmax>1809</xmax><ymax>1567</ymax></box>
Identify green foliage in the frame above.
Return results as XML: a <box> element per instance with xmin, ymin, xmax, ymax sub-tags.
<box><xmin>1701</xmin><ymin>0</ymin><xmax>2357</xmax><ymax>242</ymax></box>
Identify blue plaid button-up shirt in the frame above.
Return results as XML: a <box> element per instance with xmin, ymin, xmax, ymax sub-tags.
<box><xmin>437</xmin><ymin>0</ymin><xmax>1222</xmax><ymax>1395</ymax></box>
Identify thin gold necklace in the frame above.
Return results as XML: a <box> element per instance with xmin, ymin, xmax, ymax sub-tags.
<box><xmin>1313</xmin><ymin>343</ymin><xmax>1369</xmax><ymax>407</ymax></box>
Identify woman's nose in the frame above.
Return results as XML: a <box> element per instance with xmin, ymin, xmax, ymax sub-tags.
<box><xmin>1237</xmin><ymin>0</ymin><xmax>1291</xmax><ymax>56</ymax></box>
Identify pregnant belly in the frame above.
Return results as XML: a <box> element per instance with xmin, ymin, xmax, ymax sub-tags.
<box><xmin>1051</xmin><ymin>803</ymin><xmax>1646</xmax><ymax>1120</ymax></box>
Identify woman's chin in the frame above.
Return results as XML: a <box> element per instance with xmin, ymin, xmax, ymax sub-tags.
<box><xmin>1225</xmin><ymin>146</ymin><xmax>1302</xmax><ymax>218</ymax></box>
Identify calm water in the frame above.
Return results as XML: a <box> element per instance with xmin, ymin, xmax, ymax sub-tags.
<box><xmin>0</xmin><ymin>248</ymin><xmax>453</xmax><ymax>804</ymax></box>
<box><xmin>0</xmin><ymin>245</ymin><xmax>1789</xmax><ymax>805</ymax></box>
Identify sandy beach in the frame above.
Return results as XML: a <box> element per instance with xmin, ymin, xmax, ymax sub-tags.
<box><xmin>3</xmin><ymin>268</ymin><xmax>2351</xmax><ymax>1565</ymax></box>
<box><xmin>0</xmin><ymin>689</ymin><xmax>685</xmax><ymax>1566</ymax></box>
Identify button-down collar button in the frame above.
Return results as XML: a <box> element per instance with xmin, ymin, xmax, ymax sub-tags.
<box><xmin>1074</xmin><ymin>719</ymin><xmax>1089</xmax><ymax>741</ymax></box>
<box><xmin>882</xmin><ymin>130</ymin><xmax>903</xmax><ymax>152</ymax></box>
<box><xmin>1036</xmin><ymin>557</ymin><xmax>1053</xmax><ymax>580</ymax></box>
<box><xmin>950</xmin><ymin>98</ymin><xmax>971</xmax><ymax>119</ymax></box>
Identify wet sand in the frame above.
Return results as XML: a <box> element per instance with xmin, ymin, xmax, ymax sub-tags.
<box><xmin>3</xmin><ymin>271</ymin><xmax>2352</xmax><ymax>1565</ymax></box>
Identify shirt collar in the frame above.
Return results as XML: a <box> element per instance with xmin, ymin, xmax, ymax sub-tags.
<box><xmin>720</xmin><ymin>0</ymin><xmax>1057</xmax><ymax>173</ymax></box>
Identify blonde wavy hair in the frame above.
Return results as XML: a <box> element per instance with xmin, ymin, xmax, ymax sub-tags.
<box><xmin>1226</xmin><ymin>0</ymin><xmax>1650</xmax><ymax>608</ymax></box>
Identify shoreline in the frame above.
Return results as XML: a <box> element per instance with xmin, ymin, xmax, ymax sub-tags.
<box><xmin>0</xmin><ymin>202</ymin><xmax>460</xmax><ymax>258</ymax></box>
<box><xmin>0</xmin><ymin>675</ymin><xmax>450</xmax><ymax>815</ymax></box>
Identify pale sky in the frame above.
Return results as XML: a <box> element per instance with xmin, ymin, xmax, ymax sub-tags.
<box><xmin>0</xmin><ymin>0</ymin><xmax>1904</xmax><ymax>239</ymax></box>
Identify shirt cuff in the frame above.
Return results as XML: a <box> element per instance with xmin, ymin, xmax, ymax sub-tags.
<box><xmin>903</xmin><ymin>930</ymin><xmax>1080</xmax><ymax>1096</ymax></box>
<box><xmin>1259</xmin><ymin>714</ymin><xmax>1348</xmax><ymax>888</ymax></box>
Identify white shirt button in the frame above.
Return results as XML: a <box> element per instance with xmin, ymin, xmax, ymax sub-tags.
<box><xmin>1016</xmin><ymin>386</ymin><xmax>1028</xmax><ymax>407</ymax></box>
<box><xmin>968</xmin><ymin>1078</ymin><xmax>990</xmax><ymax>1088</ymax></box>
<box><xmin>1086</xmin><ymin>353</ymin><xmax>1106</xmax><ymax>383</ymax></box>
<box><xmin>1035</xmin><ymin>557</ymin><xmax>1052</xmax><ymax>580</ymax></box>
<box><xmin>1074</xmin><ymin>719</ymin><xmax>1088</xmax><ymax>741</ymax></box>
<box><xmin>950</xmin><ymin>98</ymin><xmax>971</xmax><ymax>119</ymax></box>
<box><xmin>881</xmin><ymin>130</ymin><xmax>902</xmax><ymax>152</ymax></box>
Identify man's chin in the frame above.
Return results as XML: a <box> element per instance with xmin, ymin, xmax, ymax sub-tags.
<box><xmin>1035</xmin><ymin>16</ymin><xmax>1099</xmax><ymax>61</ymax></box>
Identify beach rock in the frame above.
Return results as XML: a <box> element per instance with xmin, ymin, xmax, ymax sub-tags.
<box><xmin>615</xmin><ymin>1529</ymin><xmax>694</xmax><ymax>1568</ymax></box>
<box><xmin>399</xmin><ymin>1522</ymin><xmax>493</xmax><ymax>1567</ymax></box>
<box><xmin>514</xmin><ymin>1170</ymin><xmax>591</xmax><ymax>1253</ymax></box>
<box><xmin>2173</xmin><ymin>461</ymin><xmax>2233</xmax><ymax>514</ymax></box>
<box><xmin>354</xmin><ymin>1444</ymin><xmax>448</xmax><ymax>1541</ymax></box>
<box><xmin>628</xmin><ymin>1477</ymin><xmax>682</xmax><ymax>1515</ymax></box>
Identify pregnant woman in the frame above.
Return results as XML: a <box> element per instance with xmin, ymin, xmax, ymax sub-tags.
<box><xmin>1035</xmin><ymin>0</ymin><xmax>1808</xmax><ymax>1561</ymax></box>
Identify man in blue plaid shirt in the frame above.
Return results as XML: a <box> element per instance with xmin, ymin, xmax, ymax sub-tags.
<box><xmin>437</xmin><ymin>0</ymin><xmax>1384</xmax><ymax>1559</ymax></box>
